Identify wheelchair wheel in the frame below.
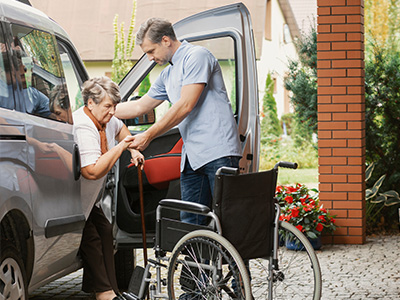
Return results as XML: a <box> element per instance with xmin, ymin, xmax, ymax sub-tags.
<box><xmin>167</xmin><ymin>230</ymin><xmax>251</xmax><ymax>299</ymax></box>
<box><xmin>250</xmin><ymin>221</ymin><xmax>322</xmax><ymax>299</ymax></box>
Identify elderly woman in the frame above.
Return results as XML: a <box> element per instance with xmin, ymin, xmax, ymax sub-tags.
<box><xmin>73</xmin><ymin>77</ymin><xmax>143</xmax><ymax>300</ymax></box>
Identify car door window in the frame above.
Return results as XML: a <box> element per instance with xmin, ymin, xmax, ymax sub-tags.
<box><xmin>57</xmin><ymin>41</ymin><xmax>84</xmax><ymax>112</ymax></box>
<box><xmin>191</xmin><ymin>37</ymin><xmax>236</xmax><ymax>114</ymax></box>
<box><xmin>125</xmin><ymin>36</ymin><xmax>236</xmax><ymax>131</ymax></box>
<box><xmin>11</xmin><ymin>24</ymin><xmax>73</xmax><ymax>123</ymax></box>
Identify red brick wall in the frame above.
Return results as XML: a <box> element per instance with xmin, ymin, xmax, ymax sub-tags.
<box><xmin>317</xmin><ymin>0</ymin><xmax>366</xmax><ymax>244</ymax></box>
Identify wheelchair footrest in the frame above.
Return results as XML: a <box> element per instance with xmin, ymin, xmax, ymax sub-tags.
<box><xmin>122</xmin><ymin>292</ymin><xmax>139</xmax><ymax>300</ymax></box>
<box><xmin>128</xmin><ymin>266</ymin><xmax>149</xmax><ymax>296</ymax></box>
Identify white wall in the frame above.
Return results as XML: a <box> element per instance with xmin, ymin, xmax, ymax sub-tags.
<box><xmin>257</xmin><ymin>0</ymin><xmax>298</xmax><ymax>118</ymax></box>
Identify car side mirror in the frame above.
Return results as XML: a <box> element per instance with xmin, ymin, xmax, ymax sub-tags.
<box><xmin>125</xmin><ymin>110</ymin><xmax>155</xmax><ymax>126</ymax></box>
<box><xmin>124</xmin><ymin>95</ymin><xmax>155</xmax><ymax>126</ymax></box>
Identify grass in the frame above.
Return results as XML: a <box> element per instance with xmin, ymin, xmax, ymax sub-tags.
<box><xmin>276</xmin><ymin>168</ymin><xmax>318</xmax><ymax>187</ymax></box>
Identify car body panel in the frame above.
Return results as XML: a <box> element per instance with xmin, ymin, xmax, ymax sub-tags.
<box><xmin>0</xmin><ymin>0</ymin><xmax>88</xmax><ymax>293</ymax></box>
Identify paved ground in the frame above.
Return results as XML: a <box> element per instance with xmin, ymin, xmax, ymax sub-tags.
<box><xmin>29</xmin><ymin>234</ymin><xmax>400</xmax><ymax>299</ymax></box>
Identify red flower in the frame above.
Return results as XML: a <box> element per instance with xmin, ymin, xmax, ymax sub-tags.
<box><xmin>276</xmin><ymin>186</ymin><xmax>283</xmax><ymax>193</ymax></box>
<box><xmin>320</xmin><ymin>208</ymin><xmax>327</xmax><ymax>213</ymax></box>
<box><xmin>296</xmin><ymin>225</ymin><xmax>304</xmax><ymax>232</ymax></box>
<box><xmin>291</xmin><ymin>207</ymin><xmax>300</xmax><ymax>218</ymax></box>
<box><xmin>318</xmin><ymin>215</ymin><xmax>326</xmax><ymax>222</ymax></box>
<box><xmin>316</xmin><ymin>223</ymin><xmax>324</xmax><ymax>232</ymax></box>
<box><xmin>285</xmin><ymin>196</ymin><xmax>293</xmax><ymax>204</ymax></box>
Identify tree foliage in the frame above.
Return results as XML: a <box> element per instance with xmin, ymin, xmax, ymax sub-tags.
<box><xmin>365</xmin><ymin>46</ymin><xmax>400</xmax><ymax>191</ymax></box>
<box><xmin>111</xmin><ymin>0</ymin><xmax>137</xmax><ymax>83</ymax></box>
<box><xmin>284</xmin><ymin>27</ymin><xmax>317</xmax><ymax>136</ymax></box>
<box><xmin>365</xmin><ymin>0</ymin><xmax>400</xmax><ymax>53</ymax></box>
<box><xmin>261</xmin><ymin>73</ymin><xmax>282</xmax><ymax>138</ymax></box>
<box><xmin>137</xmin><ymin>74</ymin><xmax>151</xmax><ymax>97</ymax></box>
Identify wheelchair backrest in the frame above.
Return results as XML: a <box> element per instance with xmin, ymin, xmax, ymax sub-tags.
<box><xmin>213</xmin><ymin>169</ymin><xmax>278</xmax><ymax>259</ymax></box>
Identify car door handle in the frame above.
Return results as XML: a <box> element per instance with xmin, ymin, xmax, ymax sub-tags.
<box><xmin>72</xmin><ymin>143</ymin><xmax>81</xmax><ymax>180</ymax></box>
<box><xmin>0</xmin><ymin>125</ymin><xmax>26</xmax><ymax>141</ymax></box>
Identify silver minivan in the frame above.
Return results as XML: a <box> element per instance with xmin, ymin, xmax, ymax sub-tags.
<box><xmin>0</xmin><ymin>1</ymin><xmax>259</xmax><ymax>298</ymax></box>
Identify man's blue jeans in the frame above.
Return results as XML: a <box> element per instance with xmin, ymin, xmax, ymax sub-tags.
<box><xmin>180</xmin><ymin>156</ymin><xmax>240</xmax><ymax>225</ymax></box>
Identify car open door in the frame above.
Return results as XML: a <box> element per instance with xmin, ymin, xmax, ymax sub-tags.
<box><xmin>114</xmin><ymin>2</ymin><xmax>259</xmax><ymax>250</ymax></box>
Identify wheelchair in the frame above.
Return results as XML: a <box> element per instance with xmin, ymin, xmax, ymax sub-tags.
<box><xmin>122</xmin><ymin>162</ymin><xmax>322</xmax><ymax>299</ymax></box>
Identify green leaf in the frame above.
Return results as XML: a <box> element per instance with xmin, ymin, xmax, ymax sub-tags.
<box><xmin>365</xmin><ymin>162</ymin><xmax>375</xmax><ymax>182</ymax></box>
<box><xmin>371</xmin><ymin>194</ymin><xmax>386</xmax><ymax>204</ymax></box>
<box><xmin>307</xmin><ymin>231</ymin><xmax>318</xmax><ymax>239</ymax></box>
<box><xmin>366</xmin><ymin>175</ymin><xmax>386</xmax><ymax>200</ymax></box>
<box><xmin>384</xmin><ymin>198</ymin><xmax>400</xmax><ymax>206</ymax></box>
<box><xmin>381</xmin><ymin>190</ymin><xmax>399</xmax><ymax>199</ymax></box>
<box><xmin>366</xmin><ymin>188</ymin><xmax>376</xmax><ymax>200</ymax></box>
<box><xmin>372</xmin><ymin>174</ymin><xmax>386</xmax><ymax>190</ymax></box>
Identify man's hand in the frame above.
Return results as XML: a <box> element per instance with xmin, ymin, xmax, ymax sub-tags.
<box><xmin>124</xmin><ymin>132</ymin><xmax>151</xmax><ymax>152</ymax></box>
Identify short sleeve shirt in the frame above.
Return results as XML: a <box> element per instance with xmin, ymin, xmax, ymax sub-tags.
<box><xmin>147</xmin><ymin>41</ymin><xmax>241</xmax><ymax>171</ymax></box>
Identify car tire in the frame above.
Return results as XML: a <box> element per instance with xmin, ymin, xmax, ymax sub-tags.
<box><xmin>0</xmin><ymin>241</ymin><xmax>28</xmax><ymax>300</ymax></box>
<box><xmin>114</xmin><ymin>249</ymin><xmax>135</xmax><ymax>291</ymax></box>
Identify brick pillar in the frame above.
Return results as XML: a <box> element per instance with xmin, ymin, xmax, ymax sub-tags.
<box><xmin>317</xmin><ymin>0</ymin><xmax>366</xmax><ymax>244</ymax></box>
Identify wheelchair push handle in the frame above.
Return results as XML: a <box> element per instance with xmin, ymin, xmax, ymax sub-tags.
<box><xmin>274</xmin><ymin>161</ymin><xmax>298</xmax><ymax>170</ymax></box>
<box><xmin>216</xmin><ymin>166</ymin><xmax>240</xmax><ymax>176</ymax></box>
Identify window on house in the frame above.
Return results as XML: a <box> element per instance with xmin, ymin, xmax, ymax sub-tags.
<box><xmin>283</xmin><ymin>24</ymin><xmax>291</xmax><ymax>44</ymax></box>
<box><xmin>273</xmin><ymin>77</ymin><xmax>278</xmax><ymax>94</ymax></box>
<box><xmin>265</xmin><ymin>0</ymin><xmax>272</xmax><ymax>40</ymax></box>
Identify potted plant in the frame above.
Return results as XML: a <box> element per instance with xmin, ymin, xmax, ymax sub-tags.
<box><xmin>276</xmin><ymin>183</ymin><xmax>337</xmax><ymax>250</ymax></box>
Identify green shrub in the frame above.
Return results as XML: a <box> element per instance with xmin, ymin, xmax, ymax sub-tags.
<box><xmin>365</xmin><ymin>162</ymin><xmax>400</xmax><ymax>234</ymax></box>
<box><xmin>138</xmin><ymin>74</ymin><xmax>151</xmax><ymax>97</ymax></box>
<box><xmin>284</xmin><ymin>26</ymin><xmax>317</xmax><ymax>138</ymax></box>
<box><xmin>111</xmin><ymin>0</ymin><xmax>137</xmax><ymax>83</ymax></box>
<box><xmin>261</xmin><ymin>73</ymin><xmax>282</xmax><ymax>138</ymax></box>
<box><xmin>259</xmin><ymin>136</ymin><xmax>318</xmax><ymax>171</ymax></box>
<box><xmin>280</xmin><ymin>113</ymin><xmax>294</xmax><ymax>136</ymax></box>
<box><xmin>365</xmin><ymin>47</ymin><xmax>400</xmax><ymax>193</ymax></box>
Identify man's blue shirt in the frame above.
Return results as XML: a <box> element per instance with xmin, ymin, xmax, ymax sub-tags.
<box><xmin>147</xmin><ymin>41</ymin><xmax>241</xmax><ymax>171</ymax></box>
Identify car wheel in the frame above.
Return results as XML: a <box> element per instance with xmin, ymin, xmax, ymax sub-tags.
<box><xmin>114</xmin><ymin>249</ymin><xmax>135</xmax><ymax>291</ymax></box>
<box><xmin>0</xmin><ymin>241</ymin><xmax>28</xmax><ymax>300</ymax></box>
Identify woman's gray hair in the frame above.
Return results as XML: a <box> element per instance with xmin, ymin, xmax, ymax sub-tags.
<box><xmin>82</xmin><ymin>76</ymin><xmax>120</xmax><ymax>106</ymax></box>
<box><xmin>136</xmin><ymin>18</ymin><xmax>177</xmax><ymax>45</ymax></box>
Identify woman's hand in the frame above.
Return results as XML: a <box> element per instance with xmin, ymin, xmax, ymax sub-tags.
<box><xmin>129</xmin><ymin>148</ymin><xmax>144</xmax><ymax>169</ymax></box>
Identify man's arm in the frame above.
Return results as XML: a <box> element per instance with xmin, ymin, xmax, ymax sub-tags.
<box><xmin>125</xmin><ymin>83</ymin><xmax>205</xmax><ymax>151</ymax></box>
<box><xmin>115</xmin><ymin>94</ymin><xmax>162</xmax><ymax>119</ymax></box>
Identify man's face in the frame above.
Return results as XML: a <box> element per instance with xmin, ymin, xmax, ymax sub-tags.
<box><xmin>140</xmin><ymin>36</ymin><xmax>171</xmax><ymax>66</ymax></box>
<box><xmin>88</xmin><ymin>95</ymin><xmax>117</xmax><ymax>126</ymax></box>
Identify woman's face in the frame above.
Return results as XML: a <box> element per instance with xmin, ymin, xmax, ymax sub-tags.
<box><xmin>88</xmin><ymin>95</ymin><xmax>116</xmax><ymax>125</ymax></box>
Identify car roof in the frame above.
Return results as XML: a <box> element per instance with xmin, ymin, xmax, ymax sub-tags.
<box><xmin>0</xmin><ymin>0</ymin><xmax>69</xmax><ymax>39</ymax></box>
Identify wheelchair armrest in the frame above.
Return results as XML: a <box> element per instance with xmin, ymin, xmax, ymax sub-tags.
<box><xmin>159</xmin><ymin>199</ymin><xmax>211</xmax><ymax>215</ymax></box>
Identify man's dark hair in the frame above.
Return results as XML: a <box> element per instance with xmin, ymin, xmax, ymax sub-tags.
<box><xmin>136</xmin><ymin>18</ymin><xmax>177</xmax><ymax>45</ymax></box>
